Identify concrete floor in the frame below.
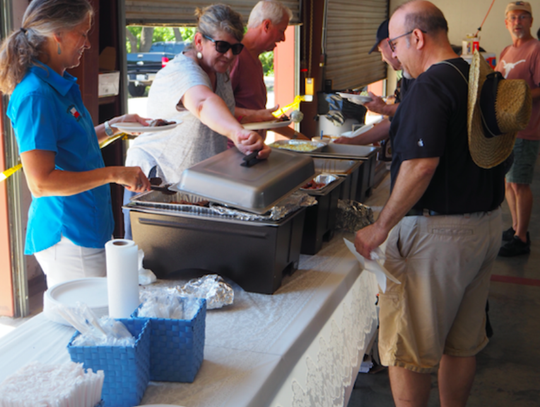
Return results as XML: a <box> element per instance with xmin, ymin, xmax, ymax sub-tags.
<box><xmin>348</xmin><ymin>165</ymin><xmax>540</xmax><ymax>407</ymax></box>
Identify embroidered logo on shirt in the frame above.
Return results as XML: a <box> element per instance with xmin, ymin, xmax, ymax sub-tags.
<box><xmin>500</xmin><ymin>59</ymin><xmax>526</xmax><ymax>78</ymax></box>
<box><xmin>418</xmin><ymin>139</ymin><xmax>424</xmax><ymax>147</ymax></box>
<box><xmin>67</xmin><ymin>105</ymin><xmax>81</xmax><ymax>121</ymax></box>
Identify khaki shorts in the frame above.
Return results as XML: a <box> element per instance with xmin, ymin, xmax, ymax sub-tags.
<box><xmin>378</xmin><ymin>209</ymin><xmax>501</xmax><ymax>373</ymax></box>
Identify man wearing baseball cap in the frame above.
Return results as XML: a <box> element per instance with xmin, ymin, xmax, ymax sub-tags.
<box><xmin>365</xmin><ymin>19</ymin><xmax>412</xmax><ymax>118</ymax></box>
<box><xmin>335</xmin><ymin>19</ymin><xmax>414</xmax><ymax>146</ymax></box>
<box><xmin>496</xmin><ymin>1</ymin><xmax>540</xmax><ymax>256</ymax></box>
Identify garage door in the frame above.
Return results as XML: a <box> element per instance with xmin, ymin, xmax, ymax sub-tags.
<box><xmin>324</xmin><ymin>0</ymin><xmax>388</xmax><ymax>90</ymax></box>
<box><xmin>125</xmin><ymin>0</ymin><xmax>300</xmax><ymax>26</ymax></box>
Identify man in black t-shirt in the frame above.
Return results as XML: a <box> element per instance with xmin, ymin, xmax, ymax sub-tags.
<box><xmin>354</xmin><ymin>2</ymin><xmax>505</xmax><ymax>406</ymax></box>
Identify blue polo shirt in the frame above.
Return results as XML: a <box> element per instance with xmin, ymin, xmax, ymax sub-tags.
<box><xmin>7</xmin><ymin>63</ymin><xmax>114</xmax><ymax>254</ymax></box>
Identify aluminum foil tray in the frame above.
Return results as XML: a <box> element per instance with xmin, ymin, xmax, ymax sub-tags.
<box><xmin>126</xmin><ymin>190</ymin><xmax>316</xmax><ymax>226</ymax></box>
<box><xmin>268</xmin><ymin>139</ymin><xmax>326</xmax><ymax>153</ymax></box>
<box><xmin>129</xmin><ymin>191</ymin><xmax>216</xmax><ymax>216</ymax></box>
<box><xmin>309</xmin><ymin>144</ymin><xmax>379</xmax><ymax>160</ymax></box>
<box><xmin>313</xmin><ymin>158</ymin><xmax>362</xmax><ymax>176</ymax></box>
<box><xmin>171</xmin><ymin>148</ymin><xmax>315</xmax><ymax>214</ymax></box>
<box><xmin>300</xmin><ymin>174</ymin><xmax>342</xmax><ymax>195</ymax></box>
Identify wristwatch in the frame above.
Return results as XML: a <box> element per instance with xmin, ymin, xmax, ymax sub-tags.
<box><xmin>104</xmin><ymin>121</ymin><xmax>114</xmax><ymax>137</ymax></box>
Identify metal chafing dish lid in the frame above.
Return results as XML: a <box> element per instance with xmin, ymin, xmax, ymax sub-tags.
<box><xmin>170</xmin><ymin>147</ymin><xmax>315</xmax><ymax>214</ymax></box>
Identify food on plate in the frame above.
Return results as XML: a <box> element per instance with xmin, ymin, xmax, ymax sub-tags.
<box><xmin>149</xmin><ymin>118</ymin><xmax>176</xmax><ymax>127</ymax></box>
<box><xmin>269</xmin><ymin>141</ymin><xmax>319</xmax><ymax>152</ymax></box>
<box><xmin>301</xmin><ymin>179</ymin><xmax>326</xmax><ymax>190</ymax></box>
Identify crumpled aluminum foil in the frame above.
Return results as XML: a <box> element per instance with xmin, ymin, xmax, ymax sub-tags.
<box><xmin>335</xmin><ymin>199</ymin><xmax>374</xmax><ymax>232</ymax></box>
<box><xmin>210</xmin><ymin>191</ymin><xmax>317</xmax><ymax>222</ymax></box>
<box><xmin>175</xmin><ymin>275</ymin><xmax>234</xmax><ymax>309</ymax></box>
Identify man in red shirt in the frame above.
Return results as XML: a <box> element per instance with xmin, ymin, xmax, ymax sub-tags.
<box><xmin>230</xmin><ymin>0</ymin><xmax>306</xmax><ymax>140</ymax></box>
<box><xmin>496</xmin><ymin>1</ymin><xmax>540</xmax><ymax>256</ymax></box>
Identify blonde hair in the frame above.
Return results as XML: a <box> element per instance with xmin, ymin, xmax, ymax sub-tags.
<box><xmin>0</xmin><ymin>0</ymin><xmax>93</xmax><ymax>94</ymax></box>
<box><xmin>247</xmin><ymin>0</ymin><xmax>292</xmax><ymax>29</ymax></box>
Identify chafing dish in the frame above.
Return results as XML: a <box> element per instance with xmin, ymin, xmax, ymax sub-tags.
<box><xmin>125</xmin><ymin>148</ymin><xmax>316</xmax><ymax>295</ymax></box>
<box><xmin>300</xmin><ymin>175</ymin><xmax>345</xmax><ymax>255</ymax></box>
<box><xmin>311</xmin><ymin>146</ymin><xmax>380</xmax><ymax>202</ymax></box>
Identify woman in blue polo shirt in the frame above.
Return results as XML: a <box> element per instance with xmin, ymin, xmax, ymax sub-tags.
<box><xmin>0</xmin><ymin>0</ymin><xmax>151</xmax><ymax>288</ymax></box>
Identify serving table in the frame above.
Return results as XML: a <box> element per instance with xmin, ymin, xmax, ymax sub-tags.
<box><xmin>0</xmin><ymin>232</ymin><xmax>378</xmax><ymax>407</ymax></box>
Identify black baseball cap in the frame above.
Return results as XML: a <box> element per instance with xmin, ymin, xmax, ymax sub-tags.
<box><xmin>368</xmin><ymin>19</ymin><xmax>389</xmax><ymax>54</ymax></box>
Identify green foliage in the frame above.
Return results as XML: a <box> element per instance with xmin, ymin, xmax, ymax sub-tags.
<box><xmin>152</xmin><ymin>27</ymin><xmax>175</xmax><ymax>42</ymax></box>
<box><xmin>259</xmin><ymin>51</ymin><xmax>274</xmax><ymax>76</ymax></box>
<box><xmin>126</xmin><ymin>27</ymin><xmax>196</xmax><ymax>52</ymax></box>
<box><xmin>180</xmin><ymin>27</ymin><xmax>196</xmax><ymax>43</ymax></box>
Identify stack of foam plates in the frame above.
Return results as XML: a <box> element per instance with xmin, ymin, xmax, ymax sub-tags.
<box><xmin>43</xmin><ymin>277</ymin><xmax>108</xmax><ymax>326</ymax></box>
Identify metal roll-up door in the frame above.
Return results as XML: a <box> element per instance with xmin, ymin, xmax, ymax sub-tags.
<box><xmin>324</xmin><ymin>0</ymin><xmax>388</xmax><ymax>90</ymax></box>
<box><xmin>125</xmin><ymin>0</ymin><xmax>301</xmax><ymax>26</ymax></box>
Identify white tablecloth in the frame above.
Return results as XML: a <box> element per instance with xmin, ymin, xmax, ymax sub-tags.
<box><xmin>0</xmin><ymin>232</ymin><xmax>379</xmax><ymax>407</ymax></box>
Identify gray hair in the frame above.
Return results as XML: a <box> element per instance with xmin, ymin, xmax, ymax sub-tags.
<box><xmin>247</xmin><ymin>0</ymin><xmax>292</xmax><ymax>29</ymax></box>
<box><xmin>0</xmin><ymin>0</ymin><xmax>93</xmax><ymax>94</ymax></box>
<box><xmin>194</xmin><ymin>4</ymin><xmax>244</xmax><ymax>44</ymax></box>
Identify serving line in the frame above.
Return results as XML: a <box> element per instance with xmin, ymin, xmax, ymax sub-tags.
<box><xmin>0</xmin><ymin>232</ymin><xmax>378</xmax><ymax>407</ymax></box>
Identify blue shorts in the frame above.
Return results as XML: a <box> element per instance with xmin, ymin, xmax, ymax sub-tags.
<box><xmin>506</xmin><ymin>139</ymin><xmax>540</xmax><ymax>185</ymax></box>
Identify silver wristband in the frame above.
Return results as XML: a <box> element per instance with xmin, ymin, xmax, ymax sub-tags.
<box><xmin>104</xmin><ymin>121</ymin><xmax>114</xmax><ymax>137</ymax></box>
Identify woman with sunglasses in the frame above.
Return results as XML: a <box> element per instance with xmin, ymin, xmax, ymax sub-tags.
<box><xmin>124</xmin><ymin>4</ymin><xmax>273</xmax><ymax>238</ymax></box>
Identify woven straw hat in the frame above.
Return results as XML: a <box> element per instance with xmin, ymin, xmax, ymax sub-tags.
<box><xmin>468</xmin><ymin>51</ymin><xmax>532</xmax><ymax>169</ymax></box>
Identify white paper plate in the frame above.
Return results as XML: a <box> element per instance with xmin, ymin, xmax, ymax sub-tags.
<box><xmin>243</xmin><ymin>119</ymin><xmax>292</xmax><ymax>130</ymax></box>
<box><xmin>339</xmin><ymin>124</ymin><xmax>375</xmax><ymax>138</ymax></box>
<box><xmin>111</xmin><ymin>121</ymin><xmax>180</xmax><ymax>133</ymax></box>
<box><xmin>337</xmin><ymin>92</ymin><xmax>372</xmax><ymax>105</ymax></box>
<box><xmin>43</xmin><ymin>277</ymin><xmax>108</xmax><ymax>326</ymax></box>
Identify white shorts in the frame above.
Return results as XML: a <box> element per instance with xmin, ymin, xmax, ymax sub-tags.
<box><xmin>34</xmin><ymin>236</ymin><xmax>106</xmax><ymax>288</ymax></box>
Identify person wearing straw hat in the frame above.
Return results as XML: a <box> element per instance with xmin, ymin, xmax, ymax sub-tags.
<box><xmin>353</xmin><ymin>1</ymin><xmax>530</xmax><ymax>406</ymax></box>
<box><xmin>495</xmin><ymin>1</ymin><xmax>540</xmax><ymax>257</ymax></box>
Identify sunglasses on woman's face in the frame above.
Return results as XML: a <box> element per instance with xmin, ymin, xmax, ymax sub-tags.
<box><xmin>203</xmin><ymin>34</ymin><xmax>244</xmax><ymax>55</ymax></box>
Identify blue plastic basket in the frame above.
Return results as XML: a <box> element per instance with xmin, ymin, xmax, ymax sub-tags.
<box><xmin>67</xmin><ymin>318</ymin><xmax>150</xmax><ymax>407</ymax></box>
<box><xmin>132</xmin><ymin>297</ymin><xmax>206</xmax><ymax>382</ymax></box>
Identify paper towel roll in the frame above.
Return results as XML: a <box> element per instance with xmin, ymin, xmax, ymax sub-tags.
<box><xmin>106</xmin><ymin>239</ymin><xmax>140</xmax><ymax>318</ymax></box>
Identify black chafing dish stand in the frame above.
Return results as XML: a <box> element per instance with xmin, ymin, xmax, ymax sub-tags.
<box><xmin>313</xmin><ymin>158</ymin><xmax>363</xmax><ymax>202</ymax></box>
<box><xmin>130</xmin><ymin>208</ymin><xmax>306</xmax><ymax>295</ymax></box>
<box><xmin>128</xmin><ymin>147</ymin><xmax>315</xmax><ymax>295</ymax></box>
<box><xmin>310</xmin><ymin>144</ymin><xmax>379</xmax><ymax>203</ymax></box>
<box><xmin>300</xmin><ymin>176</ymin><xmax>345</xmax><ymax>255</ymax></box>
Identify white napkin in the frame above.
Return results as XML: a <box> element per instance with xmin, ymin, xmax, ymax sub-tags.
<box><xmin>343</xmin><ymin>238</ymin><xmax>401</xmax><ymax>293</ymax></box>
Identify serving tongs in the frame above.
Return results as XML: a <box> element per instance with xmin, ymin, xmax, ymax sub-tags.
<box><xmin>148</xmin><ymin>166</ymin><xmax>175</xmax><ymax>194</ymax></box>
